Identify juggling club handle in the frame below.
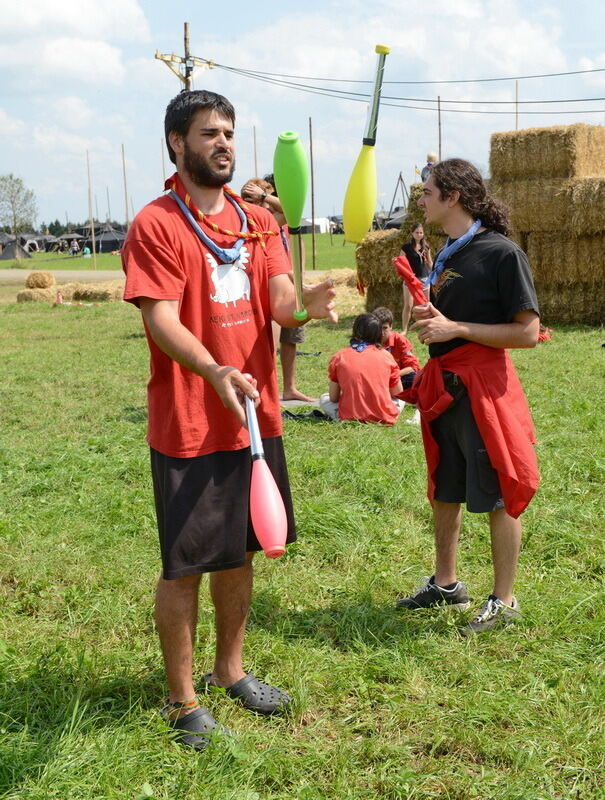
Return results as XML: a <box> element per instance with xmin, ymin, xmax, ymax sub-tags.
<box><xmin>289</xmin><ymin>228</ymin><xmax>308</xmax><ymax>322</ymax></box>
<box><xmin>245</xmin><ymin>395</ymin><xmax>264</xmax><ymax>459</ymax></box>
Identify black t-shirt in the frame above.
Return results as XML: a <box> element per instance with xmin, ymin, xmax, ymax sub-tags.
<box><xmin>429</xmin><ymin>229</ymin><xmax>539</xmax><ymax>357</ymax></box>
<box><xmin>402</xmin><ymin>242</ymin><xmax>430</xmax><ymax>279</ymax></box>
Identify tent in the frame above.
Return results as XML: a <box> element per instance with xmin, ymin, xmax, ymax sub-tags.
<box><xmin>0</xmin><ymin>240</ymin><xmax>31</xmax><ymax>260</ymax></box>
<box><xmin>84</xmin><ymin>224</ymin><xmax>126</xmax><ymax>253</ymax></box>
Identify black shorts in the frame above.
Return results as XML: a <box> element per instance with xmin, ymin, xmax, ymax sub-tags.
<box><xmin>279</xmin><ymin>325</ymin><xmax>305</xmax><ymax>345</ymax></box>
<box><xmin>150</xmin><ymin>437</ymin><xmax>296</xmax><ymax>579</ymax></box>
<box><xmin>430</xmin><ymin>373</ymin><xmax>504</xmax><ymax>513</ymax></box>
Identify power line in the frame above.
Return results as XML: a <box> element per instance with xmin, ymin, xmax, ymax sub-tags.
<box><xmin>208</xmin><ymin>60</ymin><xmax>605</xmax><ymax>85</ymax></box>
<box><xmin>215</xmin><ymin>63</ymin><xmax>605</xmax><ymax>115</ymax></box>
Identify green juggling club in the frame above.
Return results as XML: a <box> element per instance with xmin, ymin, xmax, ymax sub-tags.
<box><xmin>273</xmin><ymin>131</ymin><xmax>309</xmax><ymax>322</ymax></box>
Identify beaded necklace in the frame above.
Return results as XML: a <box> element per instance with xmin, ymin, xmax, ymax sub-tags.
<box><xmin>165</xmin><ymin>173</ymin><xmax>276</xmax><ymax>263</ymax></box>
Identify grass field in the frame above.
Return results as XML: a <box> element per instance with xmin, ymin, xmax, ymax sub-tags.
<box><xmin>0</xmin><ymin>285</ymin><xmax>603</xmax><ymax>799</ymax></box>
<box><xmin>0</xmin><ymin>233</ymin><xmax>356</xmax><ymax>273</ymax></box>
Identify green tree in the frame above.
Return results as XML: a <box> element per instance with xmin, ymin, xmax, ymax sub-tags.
<box><xmin>48</xmin><ymin>219</ymin><xmax>66</xmax><ymax>237</ymax></box>
<box><xmin>0</xmin><ymin>174</ymin><xmax>37</xmax><ymax>235</ymax></box>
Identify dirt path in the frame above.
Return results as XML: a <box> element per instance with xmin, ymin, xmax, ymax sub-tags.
<box><xmin>0</xmin><ymin>269</ymin><xmax>124</xmax><ymax>284</ymax></box>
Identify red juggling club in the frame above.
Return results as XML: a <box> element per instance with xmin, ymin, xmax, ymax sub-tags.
<box><xmin>392</xmin><ymin>255</ymin><xmax>428</xmax><ymax>307</ymax></box>
<box><xmin>245</xmin><ymin>395</ymin><xmax>287</xmax><ymax>558</ymax></box>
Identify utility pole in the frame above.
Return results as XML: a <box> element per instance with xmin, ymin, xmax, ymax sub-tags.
<box><xmin>122</xmin><ymin>143</ymin><xmax>130</xmax><ymax>230</ymax></box>
<box><xmin>438</xmin><ymin>95</ymin><xmax>442</xmax><ymax>161</ymax></box>
<box><xmin>155</xmin><ymin>22</ymin><xmax>216</xmax><ymax>89</ymax></box>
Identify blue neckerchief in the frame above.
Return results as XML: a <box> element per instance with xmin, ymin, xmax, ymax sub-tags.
<box><xmin>425</xmin><ymin>219</ymin><xmax>482</xmax><ymax>287</ymax></box>
<box><xmin>170</xmin><ymin>190</ymin><xmax>248</xmax><ymax>264</ymax></box>
<box><xmin>350</xmin><ymin>340</ymin><xmax>370</xmax><ymax>352</ymax></box>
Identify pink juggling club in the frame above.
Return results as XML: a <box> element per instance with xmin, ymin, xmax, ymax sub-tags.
<box><xmin>392</xmin><ymin>255</ymin><xmax>428</xmax><ymax>307</ymax></box>
<box><xmin>245</xmin><ymin>395</ymin><xmax>287</xmax><ymax>558</ymax></box>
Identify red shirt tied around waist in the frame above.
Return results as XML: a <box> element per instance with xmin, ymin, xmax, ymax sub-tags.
<box><xmin>402</xmin><ymin>342</ymin><xmax>539</xmax><ymax>519</ymax></box>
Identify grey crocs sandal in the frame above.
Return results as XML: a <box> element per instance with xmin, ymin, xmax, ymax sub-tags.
<box><xmin>204</xmin><ymin>672</ymin><xmax>291</xmax><ymax>715</ymax></box>
<box><xmin>166</xmin><ymin>706</ymin><xmax>221</xmax><ymax>751</ymax></box>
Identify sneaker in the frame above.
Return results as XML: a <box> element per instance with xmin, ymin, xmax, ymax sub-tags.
<box><xmin>462</xmin><ymin>595</ymin><xmax>521</xmax><ymax>635</ymax></box>
<box><xmin>396</xmin><ymin>576</ymin><xmax>470</xmax><ymax>611</ymax></box>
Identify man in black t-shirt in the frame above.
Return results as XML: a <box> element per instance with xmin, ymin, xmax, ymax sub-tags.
<box><xmin>396</xmin><ymin>158</ymin><xmax>540</xmax><ymax>635</ymax></box>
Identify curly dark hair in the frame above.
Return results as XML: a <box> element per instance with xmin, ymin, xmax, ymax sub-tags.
<box><xmin>431</xmin><ymin>158</ymin><xmax>511</xmax><ymax>236</ymax></box>
<box><xmin>164</xmin><ymin>90</ymin><xmax>235</xmax><ymax>165</ymax></box>
<box><xmin>350</xmin><ymin>313</ymin><xmax>382</xmax><ymax>346</ymax></box>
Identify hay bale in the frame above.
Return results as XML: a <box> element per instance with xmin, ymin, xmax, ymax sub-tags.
<box><xmin>25</xmin><ymin>271</ymin><xmax>56</xmax><ymax>289</ymax></box>
<box><xmin>17</xmin><ymin>288</ymin><xmax>56</xmax><ymax>303</ymax></box>
<box><xmin>306</xmin><ymin>268</ymin><xmax>357</xmax><ymax>288</ymax></box>
<box><xmin>365</xmin><ymin>280</ymin><xmax>404</xmax><ymax>318</ymax></box>
<box><xmin>490</xmin><ymin>124</ymin><xmax>605</xmax><ymax>181</ymax></box>
<box><xmin>73</xmin><ymin>285</ymin><xmax>113</xmax><ymax>302</ymax></box>
<box><xmin>72</xmin><ymin>281</ymin><xmax>124</xmax><ymax>301</ymax></box>
<box><xmin>535</xmin><ymin>280</ymin><xmax>604</xmax><ymax>325</ymax></box>
<box><xmin>356</xmin><ymin>229</ymin><xmax>404</xmax><ymax>287</ymax></box>
<box><xmin>55</xmin><ymin>282</ymin><xmax>79</xmax><ymax>301</ymax></box>
<box><xmin>526</xmin><ymin>232</ymin><xmax>605</xmax><ymax>283</ymax></box>
<box><xmin>490</xmin><ymin>177</ymin><xmax>605</xmax><ymax>235</ymax></box>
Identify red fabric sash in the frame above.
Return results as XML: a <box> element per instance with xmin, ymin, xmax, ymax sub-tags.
<box><xmin>402</xmin><ymin>342</ymin><xmax>539</xmax><ymax>518</ymax></box>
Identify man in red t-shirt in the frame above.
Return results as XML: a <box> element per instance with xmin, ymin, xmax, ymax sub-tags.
<box><xmin>122</xmin><ymin>89</ymin><xmax>336</xmax><ymax>751</ymax></box>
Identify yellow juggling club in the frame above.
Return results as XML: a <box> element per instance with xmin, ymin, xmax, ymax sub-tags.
<box><xmin>343</xmin><ymin>44</ymin><xmax>390</xmax><ymax>243</ymax></box>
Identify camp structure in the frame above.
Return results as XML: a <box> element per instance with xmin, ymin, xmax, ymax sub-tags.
<box><xmin>81</xmin><ymin>223</ymin><xmax>126</xmax><ymax>253</ymax></box>
<box><xmin>355</xmin><ymin>183</ymin><xmax>444</xmax><ymax>316</ymax></box>
<box><xmin>0</xmin><ymin>240</ymin><xmax>31</xmax><ymax>260</ymax></box>
<box><xmin>490</xmin><ymin>123</ymin><xmax>605</xmax><ymax>325</ymax></box>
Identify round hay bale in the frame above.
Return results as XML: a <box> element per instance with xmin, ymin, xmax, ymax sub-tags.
<box><xmin>306</xmin><ymin>268</ymin><xmax>357</xmax><ymax>288</ymax></box>
<box><xmin>17</xmin><ymin>288</ymin><xmax>56</xmax><ymax>303</ymax></box>
<box><xmin>25</xmin><ymin>271</ymin><xmax>56</xmax><ymax>289</ymax></box>
<box><xmin>72</xmin><ymin>285</ymin><xmax>114</xmax><ymax>302</ymax></box>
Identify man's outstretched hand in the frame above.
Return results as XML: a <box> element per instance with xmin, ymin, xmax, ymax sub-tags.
<box><xmin>302</xmin><ymin>279</ymin><xmax>338</xmax><ymax>323</ymax></box>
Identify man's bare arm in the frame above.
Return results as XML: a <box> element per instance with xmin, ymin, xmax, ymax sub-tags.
<box><xmin>412</xmin><ymin>305</ymin><xmax>539</xmax><ymax>349</ymax></box>
<box><xmin>139</xmin><ymin>298</ymin><xmax>258</xmax><ymax>427</ymax></box>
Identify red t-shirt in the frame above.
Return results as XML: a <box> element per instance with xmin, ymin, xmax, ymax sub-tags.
<box><xmin>328</xmin><ymin>345</ymin><xmax>401</xmax><ymax>425</ymax></box>
<box><xmin>122</xmin><ymin>190</ymin><xmax>291</xmax><ymax>457</ymax></box>
<box><xmin>384</xmin><ymin>331</ymin><xmax>421</xmax><ymax>372</ymax></box>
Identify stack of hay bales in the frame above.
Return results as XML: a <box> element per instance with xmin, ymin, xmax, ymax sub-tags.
<box><xmin>17</xmin><ymin>273</ymin><xmax>124</xmax><ymax>304</ymax></box>
<box><xmin>490</xmin><ymin>124</ymin><xmax>605</xmax><ymax>324</ymax></box>
<box><xmin>356</xmin><ymin>184</ymin><xmax>444</xmax><ymax>316</ymax></box>
<box><xmin>17</xmin><ymin>271</ymin><xmax>57</xmax><ymax>302</ymax></box>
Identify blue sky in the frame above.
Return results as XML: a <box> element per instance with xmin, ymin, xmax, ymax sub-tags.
<box><xmin>1</xmin><ymin>0</ymin><xmax>604</xmax><ymax>228</ymax></box>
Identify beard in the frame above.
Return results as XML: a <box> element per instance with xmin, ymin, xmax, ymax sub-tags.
<box><xmin>183</xmin><ymin>141</ymin><xmax>235</xmax><ymax>189</ymax></box>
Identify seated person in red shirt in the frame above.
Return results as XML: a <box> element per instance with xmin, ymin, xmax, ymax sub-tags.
<box><xmin>319</xmin><ymin>313</ymin><xmax>403</xmax><ymax>424</ymax></box>
<box><xmin>372</xmin><ymin>305</ymin><xmax>422</xmax><ymax>425</ymax></box>
<box><xmin>371</xmin><ymin>305</ymin><xmax>421</xmax><ymax>390</ymax></box>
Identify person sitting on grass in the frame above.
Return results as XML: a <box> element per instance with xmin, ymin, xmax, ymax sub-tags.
<box><xmin>241</xmin><ymin>176</ymin><xmax>315</xmax><ymax>403</ymax></box>
<box><xmin>372</xmin><ymin>306</ymin><xmax>421</xmax><ymax>389</ymax></box>
<box><xmin>372</xmin><ymin>305</ymin><xmax>422</xmax><ymax>425</ymax></box>
<box><xmin>319</xmin><ymin>312</ymin><xmax>403</xmax><ymax>424</ymax></box>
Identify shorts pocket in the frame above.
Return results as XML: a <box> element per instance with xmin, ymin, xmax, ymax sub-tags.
<box><xmin>476</xmin><ymin>448</ymin><xmax>501</xmax><ymax>496</ymax></box>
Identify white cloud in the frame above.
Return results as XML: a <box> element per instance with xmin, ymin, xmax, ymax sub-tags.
<box><xmin>0</xmin><ymin>108</ymin><xmax>26</xmax><ymax>137</ymax></box>
<box><xmin>0</xmin><ymin>38</ymin><xmax>126</xmax><ymax>86</ymax></box>
<box><xmin>52</xmin><ymin>96</ymin><xmax>94</xmax><ymax>129</ymax></box>
<box><xmin>0</xmin><ymin>0</ymin><xmax>150</xmax><ymax>42</ymax></box>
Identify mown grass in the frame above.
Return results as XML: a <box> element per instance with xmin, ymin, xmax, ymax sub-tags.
<box><xmin>0</xmin><ymin>290</ymin><xmax>603</xmax><ymax>800</ymax></box>
<box><xmin>0</xmin><ymin>252</ymin><xmax>124</xmax><ymax>271</ymax></box>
